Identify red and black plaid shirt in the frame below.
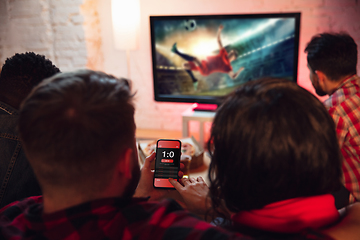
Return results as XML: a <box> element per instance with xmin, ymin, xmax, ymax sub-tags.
<box><xmin>324</xmin><ymin>74</ymin><xmax>360</xmax><ymax>203</ymax></box>
<box><xmin>0</xmin><ymin>196</ymin><xmax>251</xmax><ymax>240</ymax></box>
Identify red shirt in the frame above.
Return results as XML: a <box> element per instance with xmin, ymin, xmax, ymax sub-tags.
<box><xmin>189</xmin><ymin>48</ymin><xmax>232</xmax><ymax>76</ymax></box>
<box><xmin>324</xmin><ymin>74</ymin><xmax>360</xmax><ymax>203</ymax></box>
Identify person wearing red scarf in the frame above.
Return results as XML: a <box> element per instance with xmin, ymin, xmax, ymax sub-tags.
<box><xmin>171</xmin><ymin>78</ymin><xmax>360</xmax><ymax>239</ymax></box>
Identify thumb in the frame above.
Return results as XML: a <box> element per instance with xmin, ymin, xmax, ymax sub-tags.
<box><xmin>143</xmin><ymin>151</ymin><xmax>156</xmax><ymax>170</ymax></box>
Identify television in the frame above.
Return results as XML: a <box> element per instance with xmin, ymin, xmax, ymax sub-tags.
<box><xmin>150</xmin><ymin>13</ymin><xmax>301</xmax><ymax>111</ymax></box>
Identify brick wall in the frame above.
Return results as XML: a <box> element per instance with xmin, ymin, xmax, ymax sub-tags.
<box><xmin>0</xmin><ymin>0</ymin><xmax>55</xmax><ymax>64</ymax></box>
<box><xmin>0</xmin><ymin>0</ymin><xmax>89</xmax><ymax>72</ymax></box>
<box><xmin>1</xmin><ymin>0</ymin><xmax>360</xmax><ymax>136</ymax></box>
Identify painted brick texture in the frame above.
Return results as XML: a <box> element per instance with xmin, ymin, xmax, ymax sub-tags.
<box><xmin>1</xmin><ymin>0</ymin><xmax>359</xmax><ymax>135</ymax></box>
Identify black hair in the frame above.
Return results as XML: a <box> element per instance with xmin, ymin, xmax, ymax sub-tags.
<box><xmin>305</xmin><ymin>32</ymin><xmax>357</xmax><ymax>81</ymax></box>
<box><xmin>0</xmin><ymin>52</ymin><xmax>60</xmax><ymax>95</ymax></box>
<box><xmin>208</xmin><ymin>78</ymin><xmax>342</xmax><ymax>214</ymax></box>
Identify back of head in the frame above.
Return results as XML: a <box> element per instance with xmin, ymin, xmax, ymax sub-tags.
<box><xmin>18</xmin><ymin>70</ymin><xmax>135</xmax><ymax>193</ymax></box>
<box><xmin>0</xmin><ymin>52</ymin><xmax>60</xmax><ymax>108</ymax></box>
<box><xmin>305</xmin><ymin>32</ymin><xmax>357</xmax><ymax>81</ymax></box>
<box><xmin>208</xmin><ymin>78</ymin><xmax>342</xmax><ymax>213</ymax></box>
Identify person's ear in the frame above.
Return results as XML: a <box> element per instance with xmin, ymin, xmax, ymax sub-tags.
<box><xmin>117</xmin><ymin>148</ymin><xmax>133</xmax><ymax>180</ymax></box>
<box><xmin>315</xmin><ymin>70</ymin><xmax>327</xmax><ymax>83</ymax></box>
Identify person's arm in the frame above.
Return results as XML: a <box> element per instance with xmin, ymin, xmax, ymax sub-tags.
<box><xmin>217</xmin><ymin>25</ymin><xmax>224</xmax><ymax>49</ymax></box>
<box><xmin>321</xmin><ymin>203</ymin><xmax>360</xmax><ymax>240</ymax></box>
<box><xmin>228</xmin><ymin>67</ymin><xmax>245</xmax><ymax>79</ymax></box>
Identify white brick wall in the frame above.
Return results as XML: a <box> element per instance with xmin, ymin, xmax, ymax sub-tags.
<box><xmin>0</xmin><ymin>0</ymin><xmax>55</xmax><ymax>62</ymax></box>
<box><xmin>0</xmin><ymin>0</ymin><xmax>89</xmax><ymax>72</ymax></box>
<box><xmin>1</xmin><ymin>0</ymin><xmax>360</xmax><ymax>136</ymax></box>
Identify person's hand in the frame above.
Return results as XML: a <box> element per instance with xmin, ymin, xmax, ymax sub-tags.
<box><xmin>219</xmin><ymin>24</ymin><xmax>224</xmax><ymax>30</ymax></box>
<box><xmin>134</xmin><ymin>152</ymin><xmax>169</xmax><ymax>200</ymax></box>
<box><xmin>169</xmin><ymin>176</ymin><xmax>211</xmax><ymax>216</ymax></box>
<box><xmin>134</xmin><ymin>152</ymin><xmax>184</xmax><ymax>201</ymax></box>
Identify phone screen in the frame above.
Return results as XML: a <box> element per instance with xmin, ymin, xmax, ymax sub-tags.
<box><xmin>153</xmin><ymin>139</ymin><xmax>181</xmax><ymax>189</ymax></box>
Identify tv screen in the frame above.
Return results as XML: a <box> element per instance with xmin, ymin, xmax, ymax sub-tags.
<box><xmin>150</xmin><ymin>13</ymin><xmax>301</xmax><ymax>107</ymax></box>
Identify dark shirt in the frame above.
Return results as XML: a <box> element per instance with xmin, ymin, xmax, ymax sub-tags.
<box><xmin>0</xmin><ymin>101</ymin><xmax>41</xmax><ymax>208</ymax></box>
<box><xmin>0</xmin><ymin>196</ymin><xmax>250</xmax><ymax>240</ymax></box>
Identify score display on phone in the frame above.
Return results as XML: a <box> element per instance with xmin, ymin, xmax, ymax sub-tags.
<box><xmin>153</xmin><ymin>139</ymin><xmax>181</xmax><ymax>189</ymax></box>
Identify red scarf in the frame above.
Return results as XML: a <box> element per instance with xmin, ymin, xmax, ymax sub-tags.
<box><xmin>231</xmin><ymin>194</ymin><xmax>339</xmax><ymax>233</ymax></box>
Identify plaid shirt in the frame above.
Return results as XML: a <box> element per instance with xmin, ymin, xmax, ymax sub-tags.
<box><xmin>324</xmin><ymin>74</ymin><xmax>360</xmax><ymax>203</ymax></box>
<box><xmin>0</xmin><ymin>196</ymin><xmax>336</xmax><ymax>240</ymax></box>
<box><xmin>0</xmin><ymin>196</ymin><xmax>251</xmax><ymax>240</ymax></box>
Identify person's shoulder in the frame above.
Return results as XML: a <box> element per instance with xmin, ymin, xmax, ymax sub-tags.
<box><xmin>0</xmin><ymin>195</ymin><xmax>43</xmax><ymax>217</ymax></box>
<box><xmin>219</xmin><ymin>48</ymin><xmax>227</xmax><ymax>54</ymax></box>
<box><xmin>135</xmin><ymin>198</ymin><xmax>250</xmax><ymax>240</ymax></box>
<box><xmin>0</xmin><ymin>101</ymin><xmax>18</xmax><ymax>116</ymax></box>
<box><xmin>327</xmin><ymin>86</ymin><xmax>360</xmax><ymax>118</ymax></box>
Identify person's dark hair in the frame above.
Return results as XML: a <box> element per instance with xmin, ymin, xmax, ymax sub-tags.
<box><xmin>18</xmin><ymin>70</ymin><xmax>135</xmax><ymax>193</ymax></box>
<box><xmin>305</xmin><ymin>32</ymin><xmax>357</xmax><ymax>81</ymax></box>
<box><xmin>208</xmin><ymin>78</ymin><xmax>342</xmax><ymax>214</ymax></box>
<box><xmin>0</xmin><ymin>52</ymin><xmax>60</xmax><ymax>95</ymax></box>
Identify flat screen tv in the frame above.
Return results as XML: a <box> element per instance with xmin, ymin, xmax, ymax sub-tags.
<box><xmin>150</xmin><ymin>13</ymin><xmax>301</xmax><ymax>110</ymax></box>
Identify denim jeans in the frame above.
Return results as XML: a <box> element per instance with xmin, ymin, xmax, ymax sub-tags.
<box><xmin>0</xmin><ymin>102</ymin><xmax>41</xmax><ymax>209</ymax></box>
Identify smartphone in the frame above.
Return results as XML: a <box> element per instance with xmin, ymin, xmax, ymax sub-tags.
<box><xmin>153</xmin><ymin>139</ymin><xmax>181</xmax><ymax>189</ymax></box>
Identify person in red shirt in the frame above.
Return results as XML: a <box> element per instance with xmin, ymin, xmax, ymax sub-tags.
<box><xmin>171</xmin><ymin>25</ymin><xmax>244</xmax><ymax>90</ymax></box>
<box><xmin>305</xmin><ymin>32</ymin><xmax>360</xmax><ymax>204</ymax></box>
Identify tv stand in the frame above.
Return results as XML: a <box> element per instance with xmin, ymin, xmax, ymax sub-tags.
<box><xmin>192</xmin><ymin>103</ymin><xmax>218</xmax><ymax>112</ymax></box>
<box><xmin>182</xmin><ymin>107</ymin><xmax>215</xmax><ymax>148</ymax></box>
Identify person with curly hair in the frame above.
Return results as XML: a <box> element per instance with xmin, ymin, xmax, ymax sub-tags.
<box><xmin>0</xmin><ymin>52</ymin><xmax>60</xmax><ymax>208</ymax></box>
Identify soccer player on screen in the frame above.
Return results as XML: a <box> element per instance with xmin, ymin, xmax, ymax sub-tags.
<box><xmin>171</xmin><ymin>24</ymin><xmax>244</xmax><ymax>91</ymax></box>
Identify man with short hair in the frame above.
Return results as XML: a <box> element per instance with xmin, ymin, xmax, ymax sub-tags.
<box><xmin>305</xmin><ymin>33</ymin><xmax>360</xmax><ymax>203</ymax></box>
<box><xmin>0</xmin><ymin>69</ymin><xmax>250</xmax><ymax>240</ymax></box>
<box><xmin>0</xmin><ymin>52</ymin><xmax>60</xmax><ymax>208</ymax></box>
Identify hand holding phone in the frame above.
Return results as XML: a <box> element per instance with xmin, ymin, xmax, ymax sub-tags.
<box><xmin>153</xmin><ymin>139</ymin><xmax>181</xmax><ymax>189</ymax></box>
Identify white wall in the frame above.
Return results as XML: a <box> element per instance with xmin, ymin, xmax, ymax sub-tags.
<box><xmin>1</xmin><ymin>0</ymin><xmax>360</xmax><ymax>134</ymax></box>
<box><xmin>97</xmin><ymin>0</ymin><xmax>360</xmax><ymax>132</ymax></box>
<box><xmin>0</xmin><ymin>0</ymin><xmax>88</xmax><ymax>71</ymax></box>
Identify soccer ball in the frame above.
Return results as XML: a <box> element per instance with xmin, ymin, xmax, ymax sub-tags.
<box><xmin>184</xmin><ymin>19</ymin><xmax>196</xmax><ymax>31</ymax></box>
